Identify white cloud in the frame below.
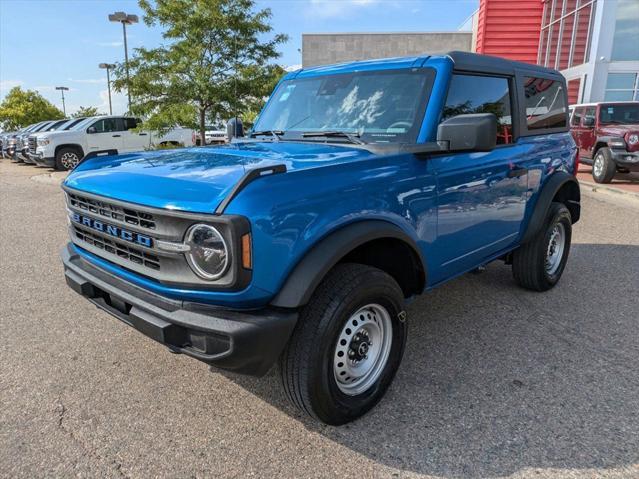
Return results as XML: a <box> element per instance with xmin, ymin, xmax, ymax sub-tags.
<box><xmin>68</xmin><ymin>78</ymin><xmax>107</xmax><ymax>84</ymax></box>
<box><xmin>285</xmin><ymin>64</ymin><xmax>302</xmax><ymax>72</ymax></box>
<box><xmin>307</xmin><ymin>0</ymin><xmax>379</xmax><ymax>18</ymax></box>
<box><xmin>97</xmin><ymin>41</ymin><xmax>124</xmax><ymax>47</ymax></box>
<box><xmin>0</xmin><ymin>79</ymin><xmax>24</xmax><ymax>93</ymax></box>
<box><xmin>97</xmin><ymin>88</ymin><xmax>128</xmax><ymax>115</ymax></box>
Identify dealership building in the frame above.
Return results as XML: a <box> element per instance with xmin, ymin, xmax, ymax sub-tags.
<box><xmin>302</xmin><ymin>0</ymin><xmax>638</xmax><ymax>105</ymax></box>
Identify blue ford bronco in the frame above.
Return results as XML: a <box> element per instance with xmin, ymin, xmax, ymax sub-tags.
<box><xmin>62</xmin><ymin>52</ymin><xmax>580</xmax><ymax>424</ymax></box>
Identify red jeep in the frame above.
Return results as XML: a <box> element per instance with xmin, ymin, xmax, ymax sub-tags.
<box><xmin>569</xmin><ymin>102</ymin><xmax>639</xmax><ymax>183</ymax></box>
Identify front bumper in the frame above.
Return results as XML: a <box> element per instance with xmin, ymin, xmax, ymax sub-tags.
<box><xmin>62</xmin><ymin>243</ymin><xmax>298</xmax><ymax>376</ymax></box>
<box><xmin>34</xmin><ymin>155</ymin><xmax>55</xmax><ymax>168</ymax></box>
<box><xmin>610</xmin><ymin>149</ymin><xmax>639</xmax><ymax>171</ymax></box>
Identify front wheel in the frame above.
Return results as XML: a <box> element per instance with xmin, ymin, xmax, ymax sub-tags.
<box><xmin>279</xmin><ymin>263</ymin><xmax>407</xmax><ymax>425</ymax></box>
<box><xmin>512</xmin><ymin>202</ymin><xmax>572</xmax><ymax>291</ymax></box>
<box><xmin>592</xmin><ymin>147</ymin><xmax>616</xmax><ymax>184</ymax></box>
<box><xmin>55</xmin><ymin>147</ymin><xmax>82</xmax><ymax>171</ymax></box>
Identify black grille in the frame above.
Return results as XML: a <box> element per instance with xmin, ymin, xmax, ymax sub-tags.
<box><xmin>67</xmin><ymin>193</ymin><xmax>156</xmax><ymax>230</ymax></box>
<box><xmin>73</xmin><ymin>225</ymin><xmax>160</xmax><ymax>271</ymax></box>
<box><xmin>28</xmin><ymin>136</ymin><xmax>37</xmax><ymax>154</ymax></box>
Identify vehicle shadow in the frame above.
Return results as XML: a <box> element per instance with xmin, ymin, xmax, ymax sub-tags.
<box><xmin>219</xmin><ymin>243</ymin><xmax>639</xmax><ymax>477</ymax></box>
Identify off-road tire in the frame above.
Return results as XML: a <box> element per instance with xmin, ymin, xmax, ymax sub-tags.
<box><xmin>279</xmin><ymin>263</ymin><xmax>407</xmax><ymax>425</ymax></box>
<box><xmin>55</xmin><ymin>147</ymin><xmax>83</xmax><ymax>171</ymax></box>
<box><xmin>592</xmin><ymin>147</ymin><xmax>616</xmax><ymax>184</ymax></box>
<box><xmin>512</xmin><ymin>202</ymin><xmax>572</xmax><ymax>291</ymax></box>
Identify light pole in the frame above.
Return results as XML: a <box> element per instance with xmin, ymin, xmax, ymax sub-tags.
<box><xmin>99</xmin><ymin>63</ymin><xmax>116</xmax><ymax>115</ymax></box>
<box><xmin>55</xmin><ymin>86</ymin><xmax>69</xmax><ymax>116</ymax></box>
<box><xmin>108</xmin><ymin>11</ymin><xmax>138</xmax><ymax>113</ymax></box>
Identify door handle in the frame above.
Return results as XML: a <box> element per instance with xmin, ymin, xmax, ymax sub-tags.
<box><xmin>112</xmin><ymin>134</ymin><xmax>121</xmax><ymax>138</ymax></box>
<box><xmin>138</xmin><ymin>133</ymin><xmax>148</xmax><ymax>136</ymax></box>
<box><xmin>507</xmin><ymin>166</ymin><xmax>528</xmax><ymax>178</ymax></box>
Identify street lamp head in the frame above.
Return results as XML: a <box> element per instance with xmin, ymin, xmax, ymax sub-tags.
<box><xmin>99</xmin><ymin>63</ymin><xmax>116</xmax><ymax>69</ymax></box>
<box><xmin>55</xmin><ymin>86</ymin><xmax>69</xmax><ymax>91</ymax></box>
<box><xmin>108</xmin><ymin>11</ymin><xmax>138</xmax><ymax>24</ymax></box>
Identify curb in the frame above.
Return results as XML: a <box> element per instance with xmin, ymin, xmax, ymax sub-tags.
<box><xmin>578</xmin><ymin>178</ymin><xmax>639</xmax><ymax>201</ymax></box>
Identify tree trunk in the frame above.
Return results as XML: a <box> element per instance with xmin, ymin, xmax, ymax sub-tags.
<box><xmin>199</xmin><ymin>108</ymin><xmax>206</xmax><ymax>146</ymax></box>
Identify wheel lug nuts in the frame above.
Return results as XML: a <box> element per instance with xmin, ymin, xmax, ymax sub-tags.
<box><xmin>349</xmin><ymin>350</ymin><xmax>355</xmax><ymax>357</ymax></box>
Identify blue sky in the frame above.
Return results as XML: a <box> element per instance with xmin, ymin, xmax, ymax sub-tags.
<box><xmin>0</xmin><ymin>0</ymin><xmax>478</xmax><ymax>116</ymax></box>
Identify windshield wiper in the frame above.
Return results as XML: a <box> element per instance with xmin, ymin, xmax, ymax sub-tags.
<box><xmin>301</xmin><ymin>130</ymin><xmax>365</xmax><ymax>145</ymax></box>
<box><xmin>249</xmin><ymin>129</ymin><xmax>284</xmax><ymax>141</ymax></box>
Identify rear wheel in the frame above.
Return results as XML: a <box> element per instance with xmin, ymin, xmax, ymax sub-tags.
<box><xmin>55</xmin><ymin>147</ymin><xmax>82</xmax><ymax>171</ymax></box>
<box><xmin>512</xmin><ymin>202</ymin><xmax>572</xmax><ymax>292</ymax></box>
<box><xmin>592</xmin><ymin>147</ymin><xmax>616</xmax><ymax>184</ymax></box>
<box><xmin>279</xmin><ymin>263</ymin><xmax>407</xmax><ymax>425</ymax></box>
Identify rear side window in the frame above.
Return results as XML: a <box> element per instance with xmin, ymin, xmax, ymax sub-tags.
<box><xmin>583</xmin><ymin>107</ymin><xmax>596</xmax><ymax>126</ymax></box>
<box><xmin>571</xmin><ymin>107</ymin><xmax>584</xmax><ymax>126</ymax></box>
<box><xmin>442</xmin><ymin>74</ymin><xmax>513</xmax><ymax>145</ymax></box>
<box><xmin>523</xmin><ymin>77</ymin><xmax>567</xmax><ymax>130</ymax></box>
<box><xmin>123</xmin><ymin>118</ymin><xmax>139</xmax><ymax>130</ymax></box>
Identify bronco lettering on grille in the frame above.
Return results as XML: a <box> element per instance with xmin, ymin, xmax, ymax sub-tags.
<box><xmin>71</xmin><ymin>212</ymin><xmax>153</xmax><ymax>248</ymax></box>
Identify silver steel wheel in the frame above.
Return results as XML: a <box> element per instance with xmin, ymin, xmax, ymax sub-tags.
<box><xmin>545</xmin><ymin>222</ymin><xmax>566</xmax><ymax>275</ymax></box>
<box><xmin>593</xmin><ymin>154</ymin><xmax>604</xmax><ymax>178</ymax></box>
<box><xmin>333</xmin><ymin>303</ymin><xmax>393</xmax><ymax>396</ymax></box>
<box><xmin>61</xmin><ymin>152</ymin><xmax>80</xmax><ymax>170</ymax></box>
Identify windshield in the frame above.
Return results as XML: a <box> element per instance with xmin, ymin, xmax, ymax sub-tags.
<box><xmin>69</xmin><ymin>116</ymin><xmax>99</xmax><ymax>131</ymax></box>
<box><xmin>45</xmin><ymin>120</ymin><xmax>69</xmax><ymax>132</ymax></box>
<box><xmin>253</xmin><ymin>69</ymin><xmax>434</xmax><ymax>144</ymax></box>
<box><xmin>599</xmin><ymin>104</ymin><xmax>639</xmax><ymax>125</ymax></box>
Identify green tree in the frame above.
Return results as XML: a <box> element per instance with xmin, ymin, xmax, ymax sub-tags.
<box><xmin>0</xmin><ymin>87</ymin><xmax>64</xmax><ymax>130</ymax></box>
<box><xmin>112</xmin><ymin>0</ymin><xmax>288</xmax><ymax>144</ymax></box>
<box><xmin>72</xmin><ymin>106</ymin><xmax>100</xmax><ymax>118</ymax></box>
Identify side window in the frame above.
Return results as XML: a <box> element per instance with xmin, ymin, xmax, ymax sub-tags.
<box><xmin>123</xmin><ymin>118</ymin><xmax>139</xmax><ymax>130</ymax></box>
<box><xmin>583</xmin><ymin>107</ymin><xmax>596</xmax><ymax>127</ymax></box>
<box><xmin>523</xmin><ymin>77</ymin><xmax>567</xmax><ymax>130</ymax></box>
<box><xmin>442</xmin><ymin>74</ymin><xmax>513</xmax><ymax>145</ymax></box>
<box><xmin>571</xmin><ymin>107</ymin><xmax>584</xmax><ymax>126</ymax></box>
<box><xmin>91</xmin><ymin>118</ymin><xmax>120</xmax><ymax>133</ymax></box>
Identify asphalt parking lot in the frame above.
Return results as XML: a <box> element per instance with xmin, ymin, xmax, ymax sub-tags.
<box><xmin>1</xmin><ymin>160</ymin><xmax>638</xmax><ymax>478</ymax></box>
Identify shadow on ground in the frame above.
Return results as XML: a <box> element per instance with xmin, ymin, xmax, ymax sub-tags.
<box><xmin>221</xmin><ymin>243</ymin><xmax>639</xmax><ymax>477</ymax></box>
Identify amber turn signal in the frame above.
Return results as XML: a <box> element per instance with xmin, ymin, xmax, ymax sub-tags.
<box><xmin>241</xmin><ymin>234</ymin><xmax>252</xmax><ymax>269</ymax></box>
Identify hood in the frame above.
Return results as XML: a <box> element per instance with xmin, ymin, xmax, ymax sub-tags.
<box><xmin>64</xmin><ymin>141</ymin><xmax>375</xmax><ymax>213</ymax></box>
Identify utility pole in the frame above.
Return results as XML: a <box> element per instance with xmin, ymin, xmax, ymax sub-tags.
<box><xmin>108</xmin><ymin>11</ymin><xmax>138</xmax><ymax>113</ymax></box>
<box><xmin>99</xmin><ymin>63</ymin><xmax>116</xmax><ymax>115</ymax></box>
<box><xmin>55</xmin><ymin>86</ymin><xmax>69</xmax><ymax>116</ymax></box>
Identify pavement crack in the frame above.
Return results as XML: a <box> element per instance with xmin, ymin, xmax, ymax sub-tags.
<box><xmin>53</xmin><ymin>399</ymin><xmax>129</xmax><ymax>478</ymax></box>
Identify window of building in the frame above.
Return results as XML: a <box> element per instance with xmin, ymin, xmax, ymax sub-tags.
<box><xmin>604</xmin><ymin>73</ymin><xmax>639</xmax><ymax>101</ymax></box>
<box><xmin>567</xmin><ymin>78</ymin><xmax>582</xmax><ymax>104</ymax></box>
<box><xmin>538</xmin><ymin>0</ymin><xmax>596</xmax><ymax>69</ymax></box>
<box><xmin>611</xmin><ymin>0</ymin><xmax>639</xmax><ymax>61</ymax></box>
<box><xmin>441</xmin><ymin>74</ymin><xmax>513</xmax><ymax>145</ymax></box>
<box><xmin>523</xmin><ymin>77</ymin><xmax>568</xmax><ymax>130</ymax></box>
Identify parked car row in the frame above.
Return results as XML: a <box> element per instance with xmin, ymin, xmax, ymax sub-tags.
<box><xmin>1</xmin><ymin>116</ymin><xmax>195</xmax><ymax>170</ymax></box>
<box><xmin>568</xmin><ymin>101</ymin><xmax>639</xmax><ymax>183</ymax></box>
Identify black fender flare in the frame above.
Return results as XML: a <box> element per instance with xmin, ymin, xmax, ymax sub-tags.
<box><xmin>55</xmin><ymin>143</ymin><xmax>85</xmax><ymax>158</ymax></box>
<box><xmin>270</xmin><ymin>220</ymin><xmax>426</xmax><ymax>309</ymax></box>
<box><xmin>521</xmin><ymin>171</ymin><xmax>580</xmax><ymax>244</ymax></box>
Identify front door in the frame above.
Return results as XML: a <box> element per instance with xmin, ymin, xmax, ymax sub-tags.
<box><xmin>430</xmin><ymin>73</ymin><xmax>528</xmax><ymax>282</ymax></box>
<box><xmin>86</xmin><ymin>118</ymin><xmax>124</xmax><ymax>153</ymax></box>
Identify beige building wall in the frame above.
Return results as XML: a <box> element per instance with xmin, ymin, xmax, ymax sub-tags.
<box><xmin>302</xmin><ymin>32</ymin><xmax>473</xmax><ymax>67</ymax></box>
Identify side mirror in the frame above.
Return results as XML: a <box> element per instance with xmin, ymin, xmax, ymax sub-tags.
<box><xmin>437</xmin><ymin>113</ymin><xmax>497</xmax><ymax>152</ymax></box>
<box><xmin>87</xmin><ymin>126</ymin><xmax>97</xmax><ymax>134</ymax></box>
<box><xmin>226</xmin><ymin>118</ymin><xmax>244</xmax><ymax>141</ymax></box>
<box><xmin>582</xmin><ymin>117</ymin><xmax>595</xmax><ymax>127</ymax></box>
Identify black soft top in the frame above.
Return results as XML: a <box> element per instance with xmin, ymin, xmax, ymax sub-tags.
<box><xmin>447</xmin><ymin>51</ymin><xmax>564</xmax><ymax>80</ymax></box>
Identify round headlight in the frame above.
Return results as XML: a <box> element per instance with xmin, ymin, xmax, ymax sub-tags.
<box><xmin>185</xmin><ymin>224</ymin><xmax>229</xmax><ymax>280</ymax></box>
<box><xmin>628</xmin><ymin>134</ymin><xmax>639</xmax><ymax>145</ymax></box>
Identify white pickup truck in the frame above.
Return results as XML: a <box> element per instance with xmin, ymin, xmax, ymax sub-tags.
<box><xmin>30</xmin><ymin>115</ymin><xmax>195</xmax><ymax>170</ymax></box>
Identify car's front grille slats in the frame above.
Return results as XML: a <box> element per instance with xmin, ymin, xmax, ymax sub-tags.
<box><xmin>68</xmin><ymin>193</ymin><xmax>157</xmax><ymax>230</ymax></box>
<box><xmin>73</xmin><ymin>225</ymin><xmax>161</xmax><ymax>271</ymax></box>
<box><xmin>28</xmin><ymin>136</ymin><xmax>37</xmax><ymax>154</ymax></box>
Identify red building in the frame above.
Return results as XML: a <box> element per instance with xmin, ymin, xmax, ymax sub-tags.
<box><xmin>474</xmin><ymin>0</ymin><xmax>544</xmax><ymax>65</ymax></box>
